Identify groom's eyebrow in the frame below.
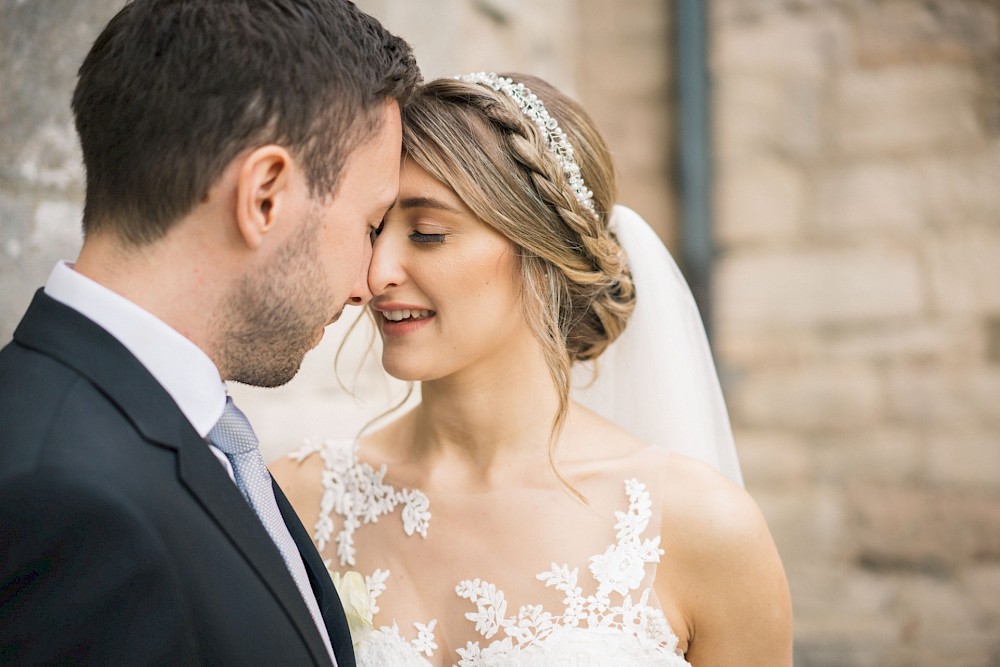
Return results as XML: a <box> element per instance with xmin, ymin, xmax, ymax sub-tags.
<box><xmin>397</xmin><ymin>196</ymin><xmax>461</xmax><ymax>213</ymax></box>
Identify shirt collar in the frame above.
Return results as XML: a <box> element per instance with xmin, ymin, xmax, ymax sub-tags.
<box><xmin>44</xmin><ymin>261</ymin><xmax>226</xmax><ymax>437</ymax></box>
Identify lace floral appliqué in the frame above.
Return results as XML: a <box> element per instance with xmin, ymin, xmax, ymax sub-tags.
<box><xmin>292</xmin><ymin>439</ymin><xmax>431</xmax><ymax>567</ymax></box>
<box><xmin>454</xmin><ymin>479</ymin><xmax>687</xmax><ymax>667</ymax></box>
<box><xmin>299</xmin><ymin>440</ymin><xmax>438</xmax><ymax>662</ymax></box>
<box><xmin>301</xmin><ymin>440</ymin><xmax>689</xmax><ymax>667</ymax></box>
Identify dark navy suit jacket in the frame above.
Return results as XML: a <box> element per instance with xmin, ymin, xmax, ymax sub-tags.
<box><xmin>0</xmin><ymin>290</ymin><xmax>355</xmax><ymax>666</ymax></box>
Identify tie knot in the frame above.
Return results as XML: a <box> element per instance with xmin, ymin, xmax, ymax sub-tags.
<box><xmin>208</xmin><ymin>397</ymin><xmax>259</xmax><ymax>456</ymax></box>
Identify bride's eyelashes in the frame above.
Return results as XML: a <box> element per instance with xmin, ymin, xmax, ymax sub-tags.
<box><xmin>409</xmin><ymin>230</ymin><xmax>446</xmax><ymax>244</ymax></box>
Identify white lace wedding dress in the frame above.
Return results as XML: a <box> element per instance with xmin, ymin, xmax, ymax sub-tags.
<box><xmin>289</xmin><ymin>439</ymin><xmax>692</xmax><ymax>667</ymax></box>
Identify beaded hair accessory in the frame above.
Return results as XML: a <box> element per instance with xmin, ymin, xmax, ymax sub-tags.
<box><xmin>457</xmin><ymin>72</ymin><xmax>597</xmax><ymax>217</ymax></box>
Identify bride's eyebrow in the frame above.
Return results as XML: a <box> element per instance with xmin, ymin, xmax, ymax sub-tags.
<box><xmin>397</xmin><ymin>196</ymin><xmax>461</xmax><ymax>213</ymax></box>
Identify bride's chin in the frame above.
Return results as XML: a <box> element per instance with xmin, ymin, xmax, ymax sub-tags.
<box><xmin>380</xmin><ymin>356</ymin><xmax>428</xmax><ymax>383</ymax></box>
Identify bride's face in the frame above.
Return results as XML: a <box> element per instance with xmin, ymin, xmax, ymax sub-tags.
<box><xmin>368</xmin><ymin>158</ymin><xmax>529</xmax><ymax>382</ymax></box>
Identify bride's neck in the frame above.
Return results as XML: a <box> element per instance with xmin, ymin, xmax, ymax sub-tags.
<box><xmin>409</xmin><ymin>344</ymin><xmax>561</xmax><ymax>486</ymax></box>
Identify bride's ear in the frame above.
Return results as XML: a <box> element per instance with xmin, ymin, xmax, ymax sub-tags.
<box><xmin>234</xmin><ymin>145</ymin><xmax>293</xmax><ymax>250</ymax></box>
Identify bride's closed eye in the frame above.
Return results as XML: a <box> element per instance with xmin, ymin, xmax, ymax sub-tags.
<box><xmin>409</xmin><ymin>230</ymin><xmax>446</xmax><ymax>244</ymax></box>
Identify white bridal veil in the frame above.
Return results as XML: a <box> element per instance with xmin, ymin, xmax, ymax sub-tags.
<box><xmin>572</xmin><ymin>205</ymin><xmax>744</xmax><ymax>486</ymax></box>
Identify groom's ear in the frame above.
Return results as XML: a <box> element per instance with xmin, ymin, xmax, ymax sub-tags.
<box><xmin>234</xmin><ymin>145</ymin><xmax>294</xmax><ymax>250</ymax></box>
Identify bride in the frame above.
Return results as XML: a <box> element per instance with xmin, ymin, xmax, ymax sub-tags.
<box><xmin>272</xmin><ymin>73</ymin><xmax>792</xmax><ymax>666</ymax></box>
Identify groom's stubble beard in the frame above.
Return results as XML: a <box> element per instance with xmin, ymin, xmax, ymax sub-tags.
<box><xmin>217</xmin><ymin>207</ymin><xmax>335</xmax><ymax>388</ymax></box>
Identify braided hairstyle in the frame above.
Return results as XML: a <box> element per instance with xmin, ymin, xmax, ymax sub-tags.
<box><xmin>401</xmin><ymin>74</ymin><xmax>636</xmax><ymax>486</ymax></box>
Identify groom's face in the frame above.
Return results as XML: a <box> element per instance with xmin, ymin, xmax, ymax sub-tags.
<box><xmin>302</xmin><ymin>99</ymin><xmax>403</xmax><ymax>335</ymax></box>
<box><xmin>224</xmin><ymin>100</ymin><xmax>403</xmax><ymax>387</ymax></box>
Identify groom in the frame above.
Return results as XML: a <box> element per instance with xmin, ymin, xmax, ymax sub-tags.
<box><xmin>0</xmin><ymin>1</ymin><xmax>418</xmax><ymax>665</ymax></box>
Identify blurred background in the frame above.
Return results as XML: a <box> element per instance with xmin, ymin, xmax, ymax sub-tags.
<box><xmin>1</xmin><ymin>1</ymin><xmax>998</xmax><ymax>664</ymax></box>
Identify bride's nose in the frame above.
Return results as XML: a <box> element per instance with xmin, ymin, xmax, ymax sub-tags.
<box><xmin>368</xmin><ymin>235</ymin><xmax>405</xmax><ymax>296</ymax></box>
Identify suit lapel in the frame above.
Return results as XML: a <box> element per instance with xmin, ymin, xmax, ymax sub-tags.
<box><xmin>274</xmin><ymin>481</ymin><xmax>356</xmax><ymax>667</ymax></box>
<box><xmin>12</xmin><ymin>291</ymin><xmax>334</xmax><ymax>666</ymax></box>
<box><xmin>174</xmin><ymin>435</ymin><xmax>336</xmax><ymax>667</ymax></box>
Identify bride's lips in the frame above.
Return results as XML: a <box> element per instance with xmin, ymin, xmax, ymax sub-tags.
<box><xmin>372</xmin><ymin>302</ymin><xmax>435</xmax><ymax>337</ymax></box>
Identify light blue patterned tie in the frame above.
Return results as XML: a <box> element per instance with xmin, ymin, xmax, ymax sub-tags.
<box><xmin>209</xmin><ymin>397</ymin><xmax>336</xmax><ymax>665</ymax></box>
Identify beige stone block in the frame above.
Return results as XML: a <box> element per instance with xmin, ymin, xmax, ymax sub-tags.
<box><xmin>733</xmin><ymin>429</ymin><xmax>812</xmax><ymax>486</ymax></box>
<box><xmin>713</xmin><ymin>73</ymin><xmax>826</xmax><ymax>162</ymax></box>
<box><xmin>969</xmin><ymin>369</ymin><xmax>1000</xmax><ymax>425</ymax></box>
<box><xmin>856</xmin><ymin>0</ymin><xmax>1000</xmax><ymax>67</ymax></box>
<box><xmin>363</xmin><ymin>0</ymin><xmax>579</xmax><ymax>86</ymax></box>
<box><xmin>789</xmin><ymin>565</ymin><xmax>898</xmax><ymax>624</ymax></box>
<box><xmin>886</xmin><ymin>362</ymin><xmax>980</xmax><ymax>427</ymax></box>
<box><xmin>614</xmin><ymin>105</ymin><xmax>671</xmax><ymax>171</ymax></box>
<box><xmin>833</xmin><ymin>65</ymin><xmax>982</xmax><ymax>156</ymax></box>
<box><xmin>711</xmin><ymin>0</ymin><xmax>790</xmax><ymax>26</ymax></box>
<box><xmin>820</xmin><ymin>321</ymin><xmax>982</xmax><ymax>365</ymax></box>
<box><xmin>774</xmin><ymin>77</ymin><xmax>827</xmax><ymax>161</ymax></box>
<box><xmin>713</xmin><ymin>76</ymin><xmax>781</xmax><ymax>158</ymax></box>
<box><xmin>921</xmin><ymin>146</ymin><xmax>1000</xmax><ymax>228</ymax></box>
<box><xmin>892</xmin><ymin>574</ymin><xmax>992</xmax><ymax>662</ymax></box>
<box><xmin>579</xmin><ymin>0</ymin><xmax>620</xmax><ymax>39</ymax></box>
<box><xmin>715</xmin><ymin>321</ymin><xmax>970</xmax><ymax>367</ymax></box>
<box><xmin>963</xmin><ymin>563</ymin><xmax>1000</xmax><ymax>628</ymax></box>
<box><xmin>925</xmin><ymin>427</ymin><xmax>1000</xmax><ymax>488</ymax></box>
<box><xmin>597</xmin><ymin>10</ymin><xmax>670</xmax><ymax>73</ymax></box>
<box><xmin>614</xmin><ymin>183</ymin><xmax>675</xmax><ymax>244</ymax></box>
<box><xmin>847</xmin><ymin>484</ymin><xmax>1000</xmax><ymax>567</ymax></box>
<box><xmin>356</xmin><ymin>0</ymin><xmax>462</xmax><ymax>79</ymax></box>
<box><xmin>589</xmin><ymin>41</ymin><xmax>670</xmax><ymax>95</ymax></box>
<box><xmin>814</xmin><ymin>429</ymin><xmax>924</xmax><ymax>485</ymax></box>
<box><xmin>988</xmin><ymin>316</ymin><xmax>1000</xmax><ymax>365</ymax></box>
<box><xmin>715</xmin><ymin>247</ymin><xmax>926</xmax><ymax>328</ymax></box>
<box><xmin>713</xmin><ymin>11</ymin><xmax>848</xmax><ymax>78</ymax></box>
<box><xmin>714</xmin><ymin>324</ymin><xmax>819</xmax><ymax>366</ymax></box>
<box><xmin>715</xmin><ymin>157</ymin><xmax>805</xmax><ymax>243</ymax></box>
<box><xmin>790</xmin><ymin>565</ymin><xmax>901</xmax><ymax>665</ymax></box>
<box><xmin>923</xmin><ymin>226</ymin><xmax>1000</xmax><ymax>316</ymax></box>
<box><xmin>815</xmin><ymin>161</ymin><xmax>925</xmax><ymax>235</ymax></box>
<box><xmin>730</xmin><ymin>363</ymin><xmax>883</xmax><ymax>431</ymax></box>
<box><xmin>885</xmin><ymin>641</ymin><xmax>1000</xmax><ymax>667</ymax></box>
<box><xmin>616</xmin><ymin>0</ymin><xmax>670</xmax><ymax>37</ymax></box>
<box><xmin>721</xmin><ymin>321</ymin><xmax>971</xmax><ymax>364</ymax></box>
<box><xmin>458</xmin><ymin>0</ymin><xmax>579</xmax><ymax>87</ymax></box>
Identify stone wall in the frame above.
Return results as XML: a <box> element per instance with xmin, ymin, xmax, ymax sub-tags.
<box><xmin>711</xmin><ymin>1</ymin><xmax>1000</xmax><ymax>665</ymax></box>
<box><xmin>0</xmin><ymin>0</ymin><xmax>124</xmax><ymax>342</ymax></box>
<box><xmin>2</xmin><ymin>1</ymin><xmax>998</xmax><ymax>665</ymax></box>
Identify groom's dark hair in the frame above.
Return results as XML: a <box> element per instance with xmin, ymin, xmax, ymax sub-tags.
<box><xmin>72</xmin><ymin>0</ymin><xmax>420</xmax><ymax>244</ymax></box>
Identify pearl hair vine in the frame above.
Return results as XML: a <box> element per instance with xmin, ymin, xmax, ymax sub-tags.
<box><xmin>456</xmin><ymin>72</ymin><xmax>597</xmax><ymax>217</ymax></box>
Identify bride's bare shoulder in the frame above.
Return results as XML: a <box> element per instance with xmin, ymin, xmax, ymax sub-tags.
<box><xmin>654</xmin><ymin>457</ymin><xmax>792</xmax><ymax>663</ymax></box>
<box><xmin>656</xmin><ymin>452</ymin><xmax>790</xmax><ymax>631</ymax></box>
<box><xmin>656</xmin><ymin>453</ymin><xmax>763</xmax><ymax>548</ymax></box>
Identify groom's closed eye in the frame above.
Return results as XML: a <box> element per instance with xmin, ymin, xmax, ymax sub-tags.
<box><xmin>370</xmin><ymin>220</ymin><xmax>385</xmax><ymax>245</ymax></box>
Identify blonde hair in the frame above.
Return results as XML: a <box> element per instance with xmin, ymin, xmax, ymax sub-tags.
<box><xmin>401</xmin><ymin>73</ymin><xmax>637</xmax><ymax>492</ymax></box>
